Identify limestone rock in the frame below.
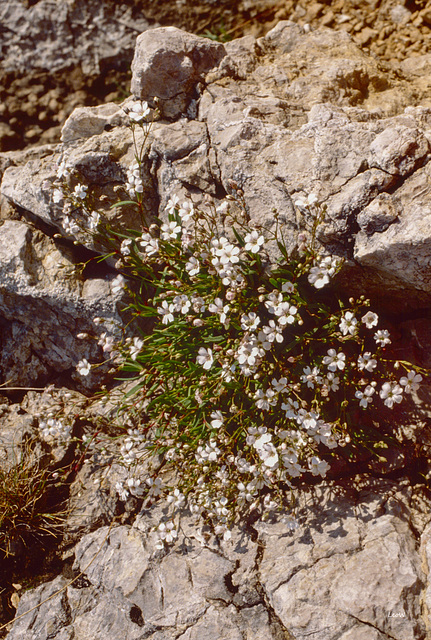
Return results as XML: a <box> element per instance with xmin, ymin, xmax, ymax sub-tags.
<box><xmin>0</xmin><ymin>1</ymin><xmax>153</xmax><ymax>76</ymax></box>
<box><xmin>6</xmin><ymin>480</ymin><xmax>430</xmax><ymax>640</ymax></box>
<box><xmin>0</xmin><ymin>219</ymin><xmax>123</xmax><ymax>389</ymax></box>
<box><xmin>131</xmin><ymin>27</ymin><xmax>226</xmax><ymax>118</ymax></box>
<box><xmin>60</xmin><ymin>104</ymin><xmax>124</xmax><ymax>143</ymax></box>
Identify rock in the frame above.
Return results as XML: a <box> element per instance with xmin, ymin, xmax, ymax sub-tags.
<box><xmin>0</xmin><ymin>1</ymin><xmax>153</xmax><ymax>77</ymax></box>
<box><xmin>60</xmin><ymin>103</ymin><xmax>124</xmax><ymax>143</ymax></box>
<box><xmin>0</xmin><ymin>219</ymin><xmax>124</xmax><ymax>389</ymax></box>
<box><xmin>1</xmin><ymin>126</ymin><xmax>155</xmax><ymax>242</ymax></box>
<box><xmin>4</xmin><ymin>21</ymin><xmax>431</xmax><ymax>391</ymax></box>
<box><xmin>5</xmin><ymin>479</ymin><xmax>431</xmax><ymax>640</ymax></box>
<box><xmin>0</xmin><ymin>401</ymin><xmax>37</xmax><ymax>472</ymax></box>
<box><xmin>257</xmin><ymin>480</ymin><xmax>427</xmax><ymax>640</ymax></box>
<box><xmin>3</xmin><ymin>15</ymin><xmax>431</xmax><ymax>640</ymax></box>
<box><xmin>131</xmin><ymin>27</ymin><xmax>226</xmax><ymax>118</ymax></box>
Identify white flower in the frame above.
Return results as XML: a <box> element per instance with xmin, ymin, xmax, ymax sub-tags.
<box><xmin>322</xmin><ymin>349</ymin><xmax>346</xmax><ymax>372</ymax></box>
<box><xmin>210</xmin><ymin>411</ymin><xmax>224</xmax><ymax>429</ymax></box>
<box><xmin>308</xmin><ymin>255</ymin><xmax>341</xmax><ymax>289</ymax></box>
<box><xmin>244</xmin><ymin>230</ymin><xmax>265</xmax><ymax>253</ymax></box>
<box><xmin>357</xmin><ymin>352</ymin><xmax>377</xmax><ymax>372</ymax></box>
<box><xmin>271</xmin><ymin>377</ymin><xmax>288</xmax><ymax>393</ymax></box>
<box><xmin>374</xmin><ymin>329</ymin><xmax>391</xmax><ymax>346</ymax></box>
<box><xmin>146</xmin><ymin>477</ymin><xmax>164</xmax><ymax>498</ymax></box>
<box><xmin>87</xmin><ymin>211</ymin><xmax>100</xmax><ymax>230</ymax></box>
<box><xmin>63</xmin><ymin>215</ymin><xmax>79</xmax><ymax>235</ymax></box>
<box><xmin>56</xmin><ymin>159</ymin><xmax>71</xmax><ymax>179</ymax></box>
<box><xmin>196</xmin><ymin>439</ymin><xmax>220</xmax><ymax>463</ymax></box>
<box><xmin>157</xmin><ymin>300</ymin><xmax>175</xmax><ymax>324</ymax></box>
<box><xmin>156</xmin><ymin>521</ymin><xmax>177</xmax><ymax>548</ymax></box>
<box><xmin>208</xmin><ymin>298</ymin><xmax>229</xmax><ymax>325</ymax></box>
<box><xmin>241</xmin><ymin>312</ymin><xmax>261</xmax><ymax>331</ymax></box>
<box><xmin>281</xmin><ymin>449</ymin><xmax>303</xmax><ymax>477</ymax></box>
<box><xmin>379</xmin><ymin>381</ymin><xmax>403</xmax><ymax>408</ymax></box>
<box><xmin>236</xmin><ymin>337</ymin><xmax>263</xmax><ymax>370</ymax></box>
<box><xmin>191</xmin><ymin>295</ymin><xmax>206</xmax><ymax>313</ymax></box>
<box><xmin>323</xmin><ymin>372</ymin><xmax>340</xmax><ymax>392</ymax></box>
<box><xmin>185</xmin><ymin>256</ymin><xmax>200</xmax><ymax>276</ymax></box>
<box><xmin>39</xmin><ymin>418</ymin><xmax>71</xmax><ymax>443</ymax></box>
<box><xmin>73</xmin><ymin>183</ymin><xmax>87</xmax><ymax>199</ymax></box>
<box><xmin>126</xmin><ymin>162</ymin><xmax>143</xmax><ymax>197</ymax></box>
<box><xmin>309</xmin><ymin>456</ymin><xmax>330</xmax><ymax>477</ymax></box>
<box><xmin>172</xmin><ymin>294</ymin><xmax>191</xmax><ymax>314</ymax></box>
<box><xmin>139</xmin><ymin>232</ymin><xmax>159</xmax><ymax>256</ymax></box>
<box><xmin>128</xmin><ymin>100</ymin><xmax>150</xmax><ymax>122</ymax></box>
<box><xmin>178</xmin><ymin>201</ymin><xmax>194</xmax><ymax>222</ymax></box>
<box><xmin>295</xmin><ymin>193</ymin><xmax>318</xmax><ymax>208</ymax></box>
<box><xmin>264</xmin><ymin>291</ymin><xmax>283</xmax><ymax>314</ymax></box>
<box><xmin>274</xmin><ymin>303</ymin><xmax>297</xmax><ymax>326</ymax></box>
<box><xmin>115</xmin><ymin>481</ymin><xmax>129</xmax><ymax>502</ymax></box>
<box><xmin>297</xmin><ymin>409</ymin><xmax>319</xmax><ymax>432</ymax></box>
<box><xmin>254</xmin><ymin>388</ymin><xmax>277</xmax><ymax>410</ymax></box>
<box><xmin>281</xmin><ymin>397</ymin><xmax>299</xmax><ymax>419</ymax></box>
<box><xmin>215</xmin><ymin>240</ymin><xmax>240</xmax><ymax>265</ymax></box>
<box><xmin>98</xmin><ymin>332</ymin><xmax>116</xmax><ymax>353</ymax></box>
<box><xmin>253</xmin><ymin>433</ymin><xmax>279</xmax><ymax>469</ymax></box>
<box><xmin>355</xmin><ymin>384</ymin><xmax>376</xmax><ymax>408</ymax></box>
<box><xmin>76</xmin><ymin>359</ymin><xmax>91</xmax><ymax>376</ymax></box>
<box><xmin>52</xmin><ymin>188</ymin><xmax>63</xmax><ymax>203</ymax></box>
<box><xmin>196</xmin><ymin>347</ymin><xmax>214</xmax><ymax>370</ymax></box>
<box><xmin>361</xmin><ymin>311</ymin><xmax>379</xmax><ymax>328</ymax></box>
<box><xmin>166</xmin><ymin>488</ymin><xmax>185</xmax><ymax>508</ymax></box>
<box><xmin>165</xmin><ymin>195</ymin><xmax>180</xmax><ymax>214</ymax></box>
<box><xmin>281</xmin><ymin>281</ymin><xmax>295</xmax><ymax>293</ymax></box>
<box><xmin>221</xmin><ymin>362</ymin><xmax>236</xmax><ymax>382</ymax></box>
<box><xmin>300</xmin><ymin>366</ymin><xmax>322</xmax><ymax>388</ymax></box>
<box><xmin>121</xmin><ymin>238</ymin><xmax>133</xmax><ymax>256</ymax></box>
<box><xmin>161</xmin><ymin>220</ymin><xmax>181</xmax><ymax>240</ymax></box>
<box><xmin>111</xmin><ymin>274</ymin><xmax>126</xmax><ymax>294</ymax></box>
<box><xmin>339</xmin><ymin>311</ymin><xmax>358</xmax><ymax>336</ymax></box>
<box><xmin>399</xmin><ymin>370</ymin><xmax>423</xmax><ymax>393</ymax></box>
<box><xmin>126</xmin><ymin>477</ymin><xmax>143</xmax><ymax>495</ymax></box>
<box><xmin>130</xmin><ymin>337</ymin><xmax>144</xmax><ymax>361</ymax></box>
<box><xmin>308</xmin><ymin>265</ymin><xmax>330</xmax><ymax>289</ymax></box>
<box><xmin>261</xmin><ymin>320</ymin><xmax>284</xmax><ymax>344</ymax></box>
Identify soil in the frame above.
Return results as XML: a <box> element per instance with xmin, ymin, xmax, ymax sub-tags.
<box><xmin>2</xmin><ymin>0</ymin><xmax>431</xmax><ymax>151</ymax></box>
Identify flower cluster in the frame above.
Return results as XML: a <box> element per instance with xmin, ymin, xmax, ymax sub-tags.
<box><xmin>39</xmin><ymin>417</ymin><xmax>72</xmax><ymax>444</ymax></box>
<box><xmin>54</xmin><ymin>107</ymin><xmax>425</xmax><ymax>547</ymax></box>
<box><xmin>89</xmin><ymin>184</ymin><xmax>425</xmax><ymax>543</ymax></box>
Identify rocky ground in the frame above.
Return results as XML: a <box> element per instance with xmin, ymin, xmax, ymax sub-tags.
<box><xmin>2</xmin><ymin>3</ymin><xmax>431</xmax><ymax>639</ymax></box>
<box><xmin>3</xmin><ymin>0</ymin><xmax>431</xmax><ymax>151</ymax></box>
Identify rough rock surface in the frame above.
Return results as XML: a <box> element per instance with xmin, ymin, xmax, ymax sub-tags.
<box><xmin>0</xmin><ymin>217</ymin><xmax>125</xmax><ymax>390</ymax></box>
<box><xmin>4</xmin><ymin>23</ymin><xmax>431</xmax><ymax>313</ymax></box>
<box><xmin>2</xmin><ymin>19</ymin><xmax>431</xmax><ymax>640</ymax></box>
<box><xmin>0</xmin><ymin>0</ymin><xmax>156</xmax><ymax>151</ymax></box>
<box><xmin>5</xmin><ymin>480</ymin><xmax>431</xmax><ymax>640</ymax></box>
<box><xmin>5</xmin><ymin>0</ymin><xmax>431</xmax><ymax>152</ymax></box>
<box><xmin>131</xmin><ymin>27</ymin><xmax>226</xmax><ymax>118</ymax></box>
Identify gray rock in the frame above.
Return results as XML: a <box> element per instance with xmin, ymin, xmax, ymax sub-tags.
<box><xmin>0</xmin><ymin>219</ymin><xmax>123</xmax><ymax>389</ymax></box>
<box><xmin>0</xmin><ymin>0</ymin><xmax>153</xmax><ymax>76</ymax></box>
<box><xmin>131</xmin><ymin>27</ymin><xmax>226</xmax><ymax>118</ymax></box>
<box><xmin>5</xmin><ymin>22</ymin><xmax>431</xmax><ymax>308</ymax></box>
<box><xmin>61</xmin><ymin>103</ymin><xmax>125</xmax><ymax>143</ymax></box>
<box><xmin>257</xmin><ymin>480</ymin><xmax>427</xmax><ymax>640</ymax></box>
<box><xmin>5</xmin><ymin>480</ymin><xmax>430</xmax><ymax>640</ymax></box>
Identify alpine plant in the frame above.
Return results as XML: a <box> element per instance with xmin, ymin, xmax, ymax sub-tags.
<box><xmin>51</xmin><ymin>99</ymin><xmax>425</xmax><ymax>544</ymax></box>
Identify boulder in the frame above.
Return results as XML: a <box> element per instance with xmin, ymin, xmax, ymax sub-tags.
<box><xmin>3</xmin><ymin>23</ymin><xmax>431</xmax><ymax>310</ymax></box>
<box><xmin>131</xmin><ymin>27</ymin><xmax>226</xmax><ymax>118</ymax></box>
<box><xmin>5</xmin><ymin>479</ymin><xmax>430</xmax><ymax>640</ymax></box>
<box><xmin>0</xmin><ymin>0</ymin><xmax>152</xmax><ymax>76</ymax></box>
<box><xmin>0</xmin><ymin>219</ymin><xmax>124</xmax><ymax>390</ymax></box>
